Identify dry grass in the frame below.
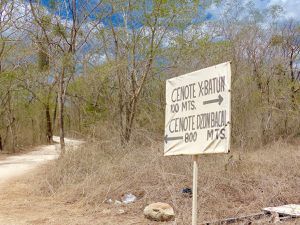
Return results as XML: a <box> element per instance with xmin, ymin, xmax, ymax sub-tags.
<box><xmin>30</xmin><ymin>126</ymin><xmax>300</xmax><ymax>224</ymax></box>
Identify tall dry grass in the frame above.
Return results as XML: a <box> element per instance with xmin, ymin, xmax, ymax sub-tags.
<box><xmin>35</xmin><ymin>126</ymin><xmax>300</xmax><ymax>224</ymax></box>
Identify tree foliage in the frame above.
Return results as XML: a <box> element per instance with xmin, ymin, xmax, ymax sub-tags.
<box><xmin>0</xmin><ymin>0</ymin><xmax>299</xmax><ymax>152</ymax></box>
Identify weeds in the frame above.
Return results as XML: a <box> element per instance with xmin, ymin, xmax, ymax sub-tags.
<box><xmin>35</xmin><ymin>128</ymin><xmax>300</xmax><ymax>224</ymax></box>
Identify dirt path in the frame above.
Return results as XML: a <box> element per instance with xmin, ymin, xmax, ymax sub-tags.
<box><xmin>0</xmin><ymin>175</ymin><xmax>151</xmax><ymax>225</ymax></box>
<box><xmin>0</xmin><ymin>137</ymin><xmax>163</xmax><ymax>225</ymax></box>
<box><xmin>0</xmin><ymin>178</ymin><xmax>156</xmax><ymax>225</ymax></box>
<box><xmin>0</xmin><ymin>137</ymin><xmax>83</xmax><ymax>185</ymax></box>
<box><xmin>0</xmin><ymin>138</ymin><xmax>147</xmax><ymax>225</ymax></box>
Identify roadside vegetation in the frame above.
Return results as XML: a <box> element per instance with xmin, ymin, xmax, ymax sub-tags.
<box><xmin>0</xmin><ymin>0</ymin><xmax>299</xmax><ymax>224</ymax></box>
<box><xmin>34</xmin><ymin>126</ymin><xmax>299</xmax><ymax>223</ymax></box>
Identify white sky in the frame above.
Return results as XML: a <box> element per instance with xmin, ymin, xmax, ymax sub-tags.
<box><xmin>267</xmin><ymin>0</ymin><xmax>300</xmax><ymax>19</ymax></box>
<box><xmin>207</xmin><ymin>0</ymin><xmax>300</xmax><ymax>21</ymax></box>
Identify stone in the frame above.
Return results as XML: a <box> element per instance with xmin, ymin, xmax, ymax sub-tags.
<box><xmin>143</xmin><ymin>202</ymin><xmax>175</xmax><ymax>221</ymax></box>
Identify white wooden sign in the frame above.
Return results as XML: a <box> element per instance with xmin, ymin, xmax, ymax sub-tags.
<box><xmin>164</xmin><ymin>62</ymin><xmax>231</xmax><ymax>156</ymax></box>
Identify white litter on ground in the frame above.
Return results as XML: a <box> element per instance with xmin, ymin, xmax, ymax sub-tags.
<box><xmin>121</xmin><ymin>193</ymin><xmax>137</xmax><ymax>204</ymax></box>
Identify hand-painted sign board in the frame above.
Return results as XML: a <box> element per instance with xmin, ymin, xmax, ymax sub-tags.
<box><xmin>164</xmin><ymin>62</ymin><xmax>231</xmax><ymax>156</ymax></box>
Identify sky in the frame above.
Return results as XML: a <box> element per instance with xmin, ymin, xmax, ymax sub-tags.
<box><xmin>32</xmin><ymin>0</ymin><xmax>300</xmax><ymax>22</ymax></box>
<box><xmin>13</xmin><ymin>0</ymin><xmax>299</xmax><ymax>72</ymax></box>
<box><xmin>266</xmin><ymin>0</ymin><xmax>300</xmax><ymax>19</ymax></box>
<box><xmin>205</xmin><ymin>0</ymin><xmax>300</xmax><ymax>21</ymax></box>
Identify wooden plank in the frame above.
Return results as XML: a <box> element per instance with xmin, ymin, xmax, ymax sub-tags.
<box><xmin>201</xmin><ymin>212</ymin><xmax>267</xmax><ymax>224</ymax></box>
<box><xmin>263</xmin><ymin>204</ymin><xmax>300</xmax><ymax>217</ymax></box>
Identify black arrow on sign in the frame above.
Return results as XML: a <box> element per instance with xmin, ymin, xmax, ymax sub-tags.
<box><xmin>203</xmin><ymin>94</ymin><xmax>224</xmax><ymax>105</ymax></box>
<box><xmin>164</xmin><ymin>135</ymin><xmax>183</xmax><ymax>144</ymax></box>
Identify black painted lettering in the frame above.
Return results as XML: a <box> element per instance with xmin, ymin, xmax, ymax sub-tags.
<box><xmin>207</xmin><ymin>129</ymin><xmax>214</xmax><ymax>140</ymax></box>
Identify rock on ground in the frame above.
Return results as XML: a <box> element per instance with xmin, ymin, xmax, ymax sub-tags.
<box><xmin>143</xmin><ymin>202</ymin><xmax>175</xmax><ymax>222</ymax></box>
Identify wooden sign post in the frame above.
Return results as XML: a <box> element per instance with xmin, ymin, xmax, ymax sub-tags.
<box><xmin>164</xmin><ymin>62</ymin><xmax>232</xmax><ymax>223</ymax></box>
<box><xmin>192</xmin><ymin>155</ymin><xmax>199</xmax><ymax>225</ymax></box>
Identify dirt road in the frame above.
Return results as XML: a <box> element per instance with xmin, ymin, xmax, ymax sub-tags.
<box><xmin>0</xmin><ymin>137</ymin><xmax>83</xmax><ymax>184</ymax></box>
<box><xmin>0</xmin><ymin>138</ymin><xmax>161</xmax><ymax>225</ymax></box>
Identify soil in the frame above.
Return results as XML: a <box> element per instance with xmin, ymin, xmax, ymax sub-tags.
<box><xmin>0</xmin><ymin>139</ymin><xmax>299</xmax><ymax>225</ymax></box>
<box><xmin>0</xmin><ymin>137</ymin><xmax>154</xmax><ymax>225</ymax></box>
<box><xmin>0</xmin><ymin>176</ymin><xmax>299</xmax><ymax>225</ymax></box>
<box><xmin>0</xmin><ymin>177</ymin><xmax>163</xmax><ymax>225</ymax></box>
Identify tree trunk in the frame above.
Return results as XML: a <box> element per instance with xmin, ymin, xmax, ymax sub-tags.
<box><xmin>124</xmin><ymin>97</ymin><xmax>138</xmax><ymax>143</ymax></box>
<box><xmin>0</xmin><ymin>136</ymin><xmax>2</xmax><ymax>151</ymax></box>
<box><xmin>7</xmin><ymin>91</ymin><xmax>16</xmax><ymax>153</ymax></box>
<box><xmin>45</xmin><ymin>103</ymin><xmax>53</xmax><ymax>143</ymax></box>
<box><xmin>52</xmin><ymin>93</ymin><xmax>58</xmax><ymax>135</ymax></box>
<box><xmin>31</xmin><ymin>118</ymin><xmax>35</xmax><ymax>144</ymax></box>
<box><xmin>254</xmin><ymin>65</ymin><xmax>267</xmax><ymax>144</ymax></box>
<box><xmin>289</xmin><ymin>57</ymin><xmax>296</xmax><ymax>110</ymax></box>
<box><xmin>58</xmin><ymin>70</ymin><xmax>65</xmax><ymax>155</ymax></box>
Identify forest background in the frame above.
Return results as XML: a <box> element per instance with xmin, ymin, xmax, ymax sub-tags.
<box><xmin>0</xmin><ymin>0</ymin><xmax>299</xmax><ymax>153</ymax></box>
